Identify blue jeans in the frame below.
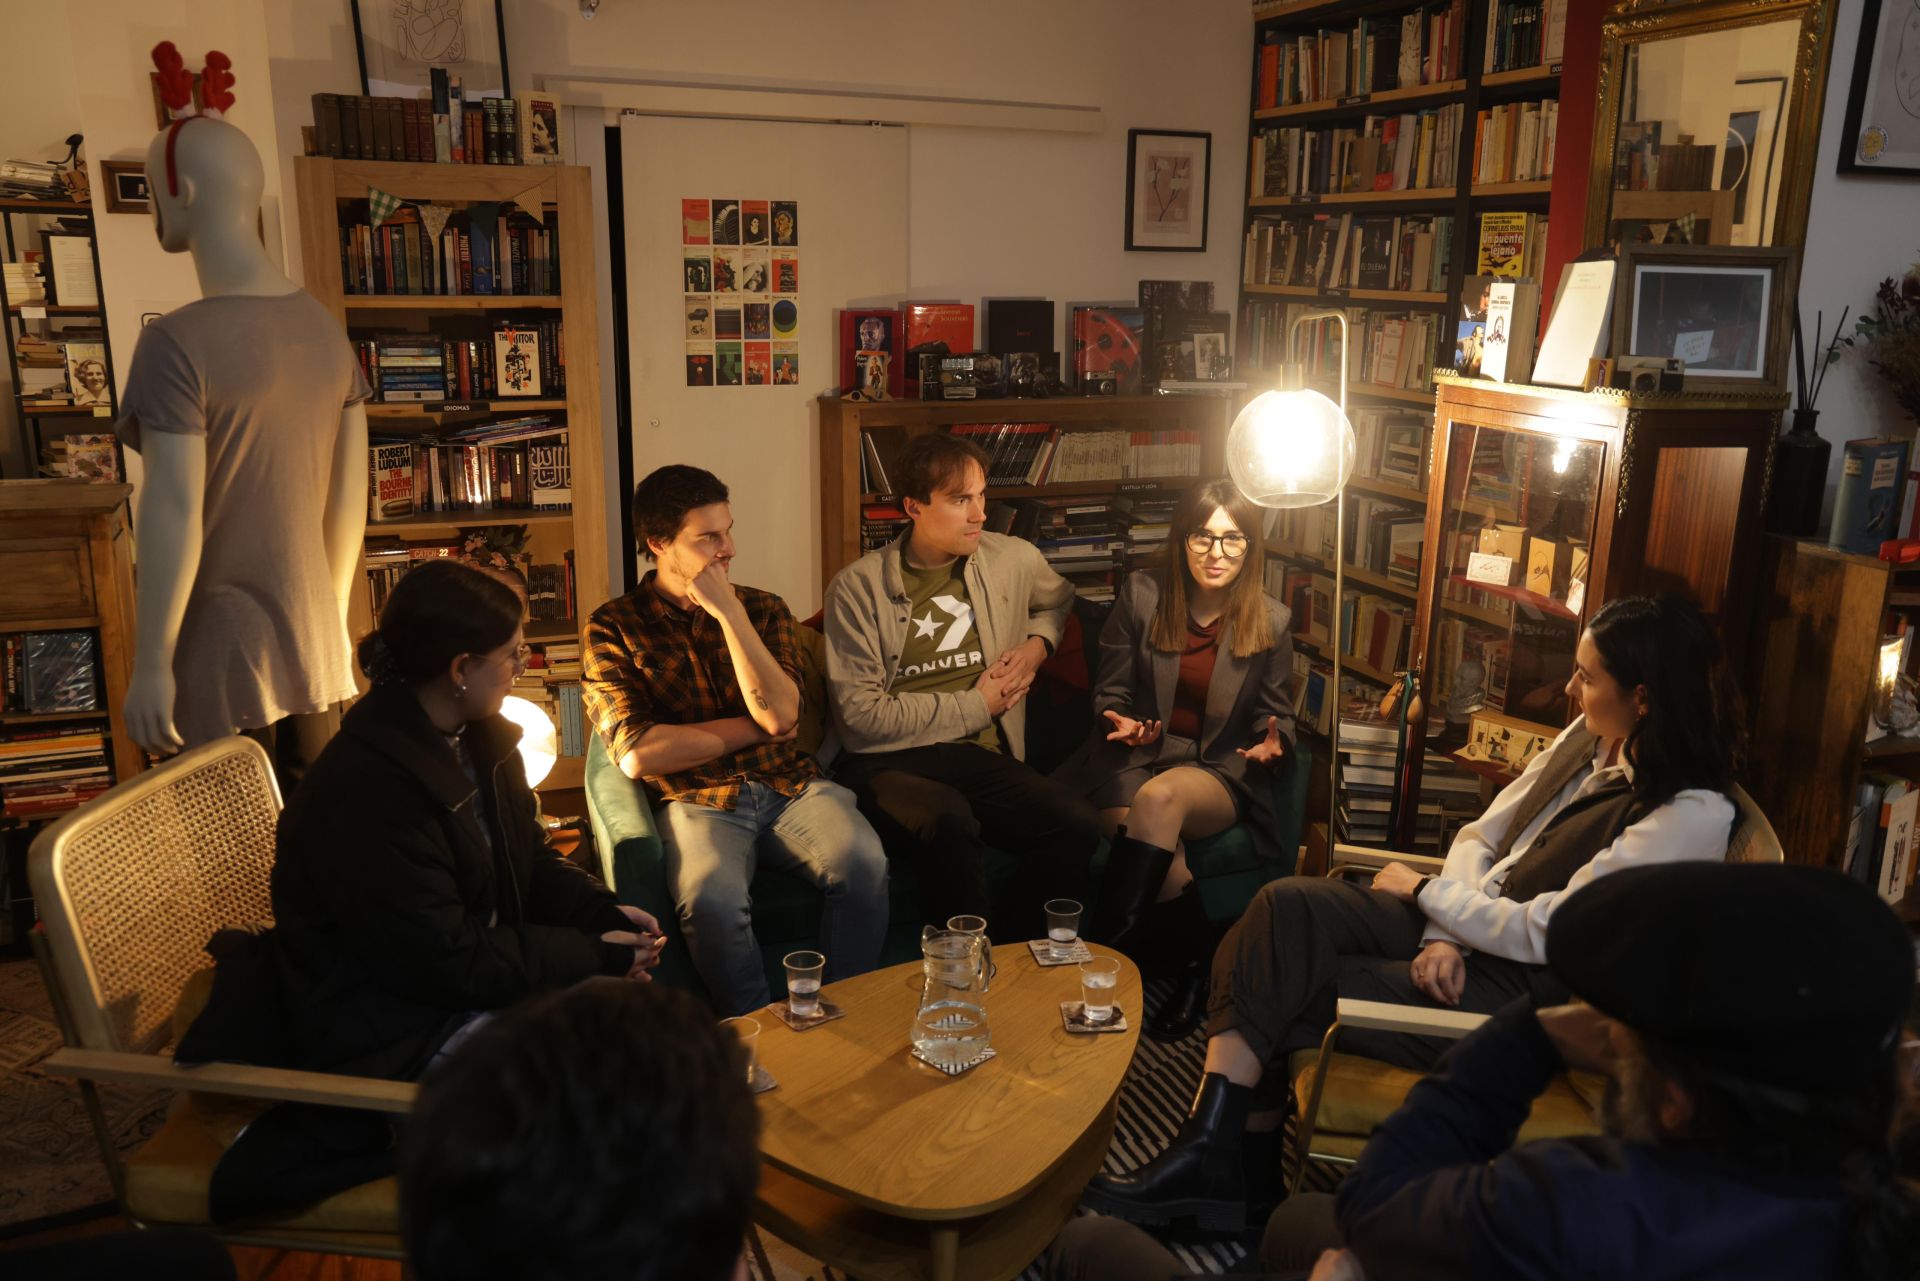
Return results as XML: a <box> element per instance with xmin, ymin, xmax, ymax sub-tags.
<box><xmin>657</xmin><ymin>779</ymin><xmax>890</xmax><ymax>1015</ymax></box>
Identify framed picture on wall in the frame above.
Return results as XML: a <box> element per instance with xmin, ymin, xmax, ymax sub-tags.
<box><xmin>100</xmin><ymin>160</ymin><xmax>150</xmax><ymax>215</ymax></box>
<box><xmin>351</xmin><ymin>0</ymin><xmax>510</xmax><ymax>101</ymax></box>
<box><xmin>1612</xmin><ymin>244</ymin><xmax>1794</xmax><ymax>391</ymax></box>
<box><xmin>1837</xmin><ymin>0</ymin><xmax>1920</xmax><ymax>177</ymax></box>
<box><xmin>1125</xmin><ymin>129</ymin><xmax>1210</xmax><ymax>252</ymax></box>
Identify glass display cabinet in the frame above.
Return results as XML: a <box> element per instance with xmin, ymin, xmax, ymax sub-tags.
<box><xmin>1391</xmin><ymin>371</ymin><xmax>1784</xmax><ymax>849</ymax></box>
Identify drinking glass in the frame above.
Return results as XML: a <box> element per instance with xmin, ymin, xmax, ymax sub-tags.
<box><xmin>784</xmin><ymin>950</ymin><xmax>825</xmax><ymax>1018</ymax></box>
<box><xmin>720</xmin><ymin>1016</ymin><xmax>761</xmax><ymax>1085</ymax></box>
<box><xmin>945</xmin><ymin>915</ymin><xmax>994</xmax><ymax>991</ymax></box>
<box><xmin>1079</xmin><ymin>956</ymin><xmax>1121</xmax><ymax>1023</ymax></box>
<box><xmin>1044</xmin><ymin>898</ymin><xmax>1083</xmax><ymax>960</ymax></box>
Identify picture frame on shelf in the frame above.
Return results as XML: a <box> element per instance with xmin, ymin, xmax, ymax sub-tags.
<box><xmin>99</xmin><ymin>160</ymin><xmax>149</xmax><ymax>215</ymax></box>
<box><xmin>1612</xmin><ymin>244</ymin><xmax>1793</xmax><ymax>391</ymax></box>
<box><xmin>64</xmin><ymin>342</ymin><xmax>110</xmax><ymax>409</ymax></box>
<box><xmin>1125</xmin><ymin>129</ymin><xmax>1210</xmax><ymax>252</ymax></box>
<box><xmin>41</xmin><ymin>232</ymin><xmax>99</xmax><ymax>308</ymax></box>
<box><xmin>516</xmin><ymin>88</ymin><xmax>562</xmax><ymax>164</ymax></box>
<box><xmin>1837</xmin><ymin>0</ymin><xmax>1920</xmax><ymax>177</ymax></box>
<box><xmin>351</xmin><ymin>0</ymin><xmax>510</xmax><ymax>101</ymax></box>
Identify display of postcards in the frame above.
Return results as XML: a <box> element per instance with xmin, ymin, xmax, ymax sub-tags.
<box><xmin>742</xmin><ymin>200</ymin><xmax>770</xmax><ymax>245</ymax></box>
<box><xmin>985</xmin><ymin>298</ymin><xmax>1053</xmax><ymax>356</ymax></box>
<box><xmin>937</xmin><ymin>352</ymin><xmax>1004</xmax><ymax>400</ymax></box>
<box><xmin>745</xmin><ymin>302</ymin><xmax>771</xmax><ymax>341</ymax></box>
<box><xmin>716</xmin><ymin>342</ymin><xmax>744</xmax><ymax>386</ymax></box>
<box><xmin>1194</xmin><ymin>332</ymin><xmax>1231</xmax><ymax>381</ymax></box>
<box><xmin>772</xmin><ymin>297</ymin><xmax>800</xmax><ymax>339</ymax></box>
<box><xmin>772</xmin><ymin>341</ymin><xmax>800</xmax><ymax>385</ymax></box>
<box><xmin>738</xmin><ymin>248</ymin><xmax>770</xmax><ymax>294</ymax></box>
<box><xmin>772</xmin><ymin>201</ymin><xmax>798</xmax><ymax>247</ymax></box>
<box><xmin>745</xmin><ymin>343</ymin><xmax>772</xmax><ymax>386</ymax></box>
<box><xmin>682</xmin><ymin>198</ymin><xmax>711</xmax><ymax>245</ymax></box>
<box><xmin>855</xmin><ymin>351</ymin><xmax>890</xmax><ymax>399</ymax></box>
<box><xmin>683</xmin><ymin>255</ymin><xmax>711</xmax><ymax>294</ymax></box>
<box><xmin>22</xmin><ymin>631</ymin><xmax>100</xmax><ymax>713</ymax></box>
<box><xmin>711</xmin><ymin>198</ymin><xmax>742</xmax><ymax>245</ymax></box>
<box><xmin>685</xmin><ymin>296</ymin><xmax>712</xmax><ymax>340</ymax></box>
<box><xmin>686</xmin><ymin>348</ymin><xmax>714</xmax><ymax>386</ymax></box>
<box><xmin>493</xmin><ymin>326</ymin><xmax>543</xmax><ymax>397</ymax></box>
<box><xmin>1070</xmin><ymin>305</ymin><xmax>1145</xmax><ymax>394</ymax></box>
<box><xmin>711</xmin><ymin>248</ymin><xmax>740</xmax><ymax>293</ymax></box>
<box><xmin>715</xmin><ymin>306</ymin><xmax>743</xmax><ymax>341</ymax></box>
<box><xmin>773</xmin><ymin>255</ymin><xmax>799</xmax><ymax>293</ymax></box>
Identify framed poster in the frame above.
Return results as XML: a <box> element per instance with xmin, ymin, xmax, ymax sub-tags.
<box><xmin>351</xmin><ymin>0</ymin><xmax>510</xmax><ymax>101</ymax></box>
<box><xmin>100</xmin><ymin>160</ymin><xmax>150</xmax><ymax>215</ymax></box>
<box><xmin>1837</xmin><ymin>0</ymin><xmax>1920</xmax><ymax>176</ymax></box>
<box><xmin>1125</xmin><ymin>129</ymin><xmax>1210</xmax><ymax>252</ymax></box>
<box><xmin>1613</xmin><ymin>244</ymin><xmax>1793</xmax><ymax>390</ymax></box>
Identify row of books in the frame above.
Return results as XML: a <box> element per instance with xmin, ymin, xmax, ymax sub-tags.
<box><xmin>1253</xmin><ymin>0</ymin><xmax>1467</xmax><ymax>109</ymax></box>
<box><xmin>364</xmin><ymin>541</ymin><xmax>577</xmax><ymax>624</ymax></box>
<box><xmin>366</xmin><ymin>423</ymin><xmax>572</xmax><ymax>520</ymax></box>
<box><xmin>353</xmin><ymin>319</ymin><xmax>566</xmax><ymax>402</ymax></box>
<box><xmin>4</xmin><ymin>261</ymin><xmax>45</xmax><ymax>303</ymax></box>
<box><xmin>1274</xmin><ymin>564</ymin><xmax>1419</xmax><ymax>674</ymax></box>
<box><xmin>1244</xmin><ymin>213</ymin><xmax>1456</xmax><ymax>296</ymax></box>
<box><xmin>1471</xmin><ymin>98</ymin><xmax>1559</xmax><ymax>186</ymax></box>
<box><xmin>338</xmin><ymin>204</ymin><xmax>559</xmax><ymax>297</ymax></box>
<box><xmin>1352</xmin><ymin>409</ymin><xmax>1429</xmax><ymax>489</ymax></box>
<box><xmin>858</xmin><ymin>426</ymin><xmax>1204</xmax><ymax>497</ymax></box>
<box><xmin>513</xmin><ymin>649</ymin><xmax>590</xmax><ymax>759</ymax></box>
<box><xmin>309</xmin><ymin>75</ymin><xmax>551</xmax><ymax>168</ymax></box>
<box><xmin>1</xmin><ymin>726</ymin><xmax>110</xmax><ymax>821</ymax></box>
<box><xmin>2</xmin><ymin>631</ymin><xmax>99</xmax><ymax>714</ymax></box>
<box><xmin>1481</xmin><ymin>0</ymin><xmax>1568</xmax><ymax>73</ymax></box>
<box><xmin>1254</xmin><ymin>105</ymin><xmax>1466</xmax><ymax>199</ymax></box>
<box><xmin>1616</xmin><ymin>132</ymin><xmax>1720</xmax><ymax>194</ymax></box>
<box><xmin>1847</xmin><ymin>774</ymin><xmax>1920</xmax><ymax>906</ymax></box>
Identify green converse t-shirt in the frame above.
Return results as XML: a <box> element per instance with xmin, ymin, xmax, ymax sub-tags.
<box><xmin>891</xmin><ymin>557</ymin><xmax>1002</xmax><ymax>752</ymax></box>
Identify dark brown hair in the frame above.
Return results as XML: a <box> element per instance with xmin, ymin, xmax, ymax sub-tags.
<box><xmin>1151</xmin><ymin>479</ymin><xmax>1274</xmax><ymax>659</ymax></box>
<box><xmin>895</xmin><ymin>431</ymin><xmax>989</xmax><ymax>504</ymax></box>
<box><xmin>632</xmin><ymin>465</ymin><xmax>729</xmax><ymax>561</ymax></box>
<box><xmin>357</xmin><ymin>559</ymin><xmax>523</xmax><ymax>688</ymax></box>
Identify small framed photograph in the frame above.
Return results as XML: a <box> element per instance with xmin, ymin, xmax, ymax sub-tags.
<box><xmin>493</xmin><ymin>326</ymin><xmax>542</xmax><ymax>397</ymax></box>
<box><xmin>1193</xmin><ymin>331</ymin><xmax>1230</xmax><ymax>380</ymax></box>
<box><xmin>516</xmin><ymin>89</ymin><xmax>562</xmax><ymax>164</ymax></box>
<box><xmin>100</xmin><ymin>160</ymin><xmax>150</xmax><ymax>215</ymax></box>
<box><xmin>352</xmin><ymin>0</ymin><xmax>509</xmax><ymax>100</ymax></box>
<box><xmin>1612</xmin><ymin>244</ymin><xmax>1794</xmax><ymax>391</ymax></box>
<box><xmin>1125</xmin><ymin>129</ymin><xmax>1211</xmax><ymax>252</ymax></box>
<box><xmin>64</xmin><ymin>342</ymin><xmax>110</xmax><ymax>408</ymax></box>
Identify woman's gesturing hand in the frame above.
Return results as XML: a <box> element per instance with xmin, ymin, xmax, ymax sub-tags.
<box><xmin>1103</xmin><ymin>708</ymin><xmax>1164</xmax><ymax>747</ymax></box>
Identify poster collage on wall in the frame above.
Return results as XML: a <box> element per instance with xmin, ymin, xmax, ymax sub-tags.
<box><xmin>683</xmin><ymin>198</ymin><xmax>800</xmax><ymax>387</ymax></box>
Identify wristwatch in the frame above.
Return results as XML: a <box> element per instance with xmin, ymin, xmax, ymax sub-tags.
<box><xmin>1412</xmin><ymin>874</ymin><xmax>1435</xmax><ymax>904</ymax></box>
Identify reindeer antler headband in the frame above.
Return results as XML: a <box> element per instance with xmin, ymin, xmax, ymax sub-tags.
<box><xmin>151</xmin><ymin>42</ymin><xmax>237</xmax><ymax>197</ymax></box>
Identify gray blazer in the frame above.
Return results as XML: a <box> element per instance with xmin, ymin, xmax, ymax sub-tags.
<box><xmin>1054</xmin><ymin>570</ymin><xmax>1295</xmax><ymax>859</ymax></box>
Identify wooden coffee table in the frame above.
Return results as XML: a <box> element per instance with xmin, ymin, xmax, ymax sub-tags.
<box><xmin>751</xmin><ymin>944</ymin><xmax>1141</xmax><ymax>1281</ymax></box>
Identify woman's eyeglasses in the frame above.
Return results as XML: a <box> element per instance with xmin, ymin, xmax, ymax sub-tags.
<box><xmin>1185</xmin><ymin>532</ymin><xmax>1250</xmax><ymax>559</ymax></box>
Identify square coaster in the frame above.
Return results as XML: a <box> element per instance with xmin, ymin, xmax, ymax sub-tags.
<box><xmin>749</xmin><ymin>1063</ymin><xmax>778</xmax><ymax>1094</ymax></box>
<box><xmin>1028</xmin><ymin>938</ymin><xmax>1093</xmax><ymax>967</ymax></box>
<box><xmin>908</xmin><ymin>1044</ymin><xmax>998</xmax><ymax>1076</ymax></box>
<box><xmin>1061</xmin><ymin>1001</ymin><xmax>1129</xmax><ymax>1034</ymax></box>
<box><xmin>767</xmin><ymin>998</ymin><xmax>846</xmax><ymax>1031</ymax></box>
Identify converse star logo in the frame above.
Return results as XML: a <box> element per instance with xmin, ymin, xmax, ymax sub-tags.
<box><xmin>928</xmin><ymin>595</ymin><xmax>974</xmax><ymax>652</ymax></box>
<box><xmin>913</xmin><ymin>611</ymin><xmax>941</xmax><ymax>639</ymax></box>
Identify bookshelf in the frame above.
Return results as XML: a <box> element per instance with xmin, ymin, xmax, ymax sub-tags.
<box><xmin>817</xmin><ymin>393</ymin><xmax>1236</xmax><ymax>597</ymax></box>
<box><xmin>0</xmin><ymin>480</ymin><xmax>139</xmax><ymax>946</ymax></box>
<box><xmin>0</xmin><ymin>198</ymin><xmax>124</xmax><ymax>483</ymax></box>
<box><xmin>292</xmin><ymin>156</ymin><xmax>608</xmax><ymax>794</ymax></box>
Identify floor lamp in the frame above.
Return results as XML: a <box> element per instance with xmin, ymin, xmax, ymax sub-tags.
<box><xmin>1225</xmin><ymin>309</ymin><xmax>1356</xmax><ymax>842</ymax></box>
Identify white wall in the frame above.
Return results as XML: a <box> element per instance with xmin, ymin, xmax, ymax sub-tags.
<box><xmin>263</xmin><ymin>0</ymin><xmax>1254</xmax><ymax>609</ymax></box>
<box><xmin>1800</xmin><ymin>0</ymin><xmax>1920</xmax><ymax>507</ymax></box>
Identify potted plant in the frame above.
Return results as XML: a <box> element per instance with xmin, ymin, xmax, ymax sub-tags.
<box><xmin>1848</xmin><ymin>259</ymin><xmax>1920</xmax><ymax>424</ymax></box>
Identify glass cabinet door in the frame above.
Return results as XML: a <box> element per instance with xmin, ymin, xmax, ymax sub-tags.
<box><xmin>1412</xmin><ymin>420</ymin><xmax>1608</xmax><ymax>850</ymax></box>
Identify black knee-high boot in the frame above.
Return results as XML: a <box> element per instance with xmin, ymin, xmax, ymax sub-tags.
<box><xmin>1146</xmin><ymin>883</ymin><xmax>1211</xmax><ymax>1041</ymax></box>
<box><xmin>1088</xmin><ymin>830</ymin><xmax>1173</xmax><ymax>955</ymax></box>
<box><xmin>1081</xmin><ymin>1072</ymin><xmax>1252</xmax><ymax>1231</ymax></box>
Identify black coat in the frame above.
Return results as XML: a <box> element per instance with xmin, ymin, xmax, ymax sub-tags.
<box><xmin>270</xmin><ymin>682</ymin><xmax>631</xmax><ymax>1080</ymax></box>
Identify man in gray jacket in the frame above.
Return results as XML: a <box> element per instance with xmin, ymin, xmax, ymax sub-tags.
<box><xmin>825</xmin><ymin>432</ymin><xmax>1102</xmax><ymax>934</ymax></box>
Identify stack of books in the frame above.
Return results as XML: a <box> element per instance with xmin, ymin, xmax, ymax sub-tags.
<box><xmin>0</xmin><ymin>727</ymin><xmax>110</xmax><ymax>821</ymax></box>
<box><xmin>0</xmin><ymin>160</ymin><xmax>65</xmax><ymax>201</ymax></box>
<box><xmin>4</xmin><ymin>260</ymin><xmax>46</xmax><ymax>303</ymax></box>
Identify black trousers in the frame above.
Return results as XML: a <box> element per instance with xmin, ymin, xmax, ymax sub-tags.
<box><xmin>1206</xmin><ymin>877</ymin><xmax>1567</xmax><ymax>1071</ymax></box>
<box><xmin>240</xmin><ymin>705</ymin><xmax>342</xmax><ymax>799</ymax></box>
<box><xmin>834</xmin><ymin>741</ymin><xmax>1101</xmax><ymax>935</ymax></box>
<box><xmin>1047</xmin><ymin>1194</ymin><xmax>1342</xmax><ymax>1280</ymax></box>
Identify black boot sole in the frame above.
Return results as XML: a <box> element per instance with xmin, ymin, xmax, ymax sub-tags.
<box><xmin>1079</xmin><ymin>1183</ymin><xmax>1247</xmax><ymax>1233</ymax></box>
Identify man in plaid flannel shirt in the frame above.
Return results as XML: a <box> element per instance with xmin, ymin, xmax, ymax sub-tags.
<box><xmin>584</xmin><ymin>466</ymin><xmax>888</xmax><ymax>1014</ymax></box>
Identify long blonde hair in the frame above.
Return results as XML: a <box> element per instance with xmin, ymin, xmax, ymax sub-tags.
<box><xmin>1149</xmin><ymin>479</ymin><xmax>1273</xmax><ymax>659</ymax></box>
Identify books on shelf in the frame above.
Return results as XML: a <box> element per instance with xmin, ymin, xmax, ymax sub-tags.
<box><xmin>1474</xmin><ymin>211</ymin><xmax>1548</xmax><ymax>278</ymax></box>
<box><xmin>1253</xmin><ymin>0</ymin><xmax>1466</xmax><ymax>110</ymax></box>
<box><xmin>310</xmin><ymin>89</ymin><xmax>523</xmax><ymax>166</ymax></box>
<box><xmin>338</xmin><ymin>203</ymin><xmax>558</xmax><ymax>297</ymax></box>
<box><xmin>1253</xmin><ymin>104</ymin><xmax>1466</xmax><ymax>198</ymax></box>
<box><xmin>1471</xmin><ymin>98</ymin><xmax>1558</xmax><ymax>184</ymax></box>
<box><xmin>365</xmin><ymin>540</ymin><xmax>576</xmax><ymax>624</ymax></box>
<box><xmin>4</xmin><ymin>260</ymin><xmax>46</xmax><ymax>303</ymax></box>
<box><xmin>1482</xmin><ymin>0</ymin><xmax>1567</xmax><ymax>72</ymax></box>
<box><xmin>1352</xmin><ymin>408</ymin><xmax>1430</xmax><ymax>489</ymax></box>
<box><xmin>1244</xmin><ymin>213</ymin><xmax>1454</xmax><ymax>294</ymax></box>
<box><xmin>353</xmin><ymin>318</ymin><xmax>566</xmax><ymax>402</ymax></box>
<box><xmin>1830</xmin><ymin>438</ymin><xmax>1912</xmax><ymax>557</ymax></box>
<box><xmin>858</xmin><ymin>425</ymin><xmax>1201</xmax><ymax>493</ymax></box>
<box><xmin>2</xmin><ymin>631</ymin><xmax>100</xmax><ymax>714</ymax></box>
<box><xmin>0</xmin><ymin>725</ymin><xmax>111</xmax><ymax>820</ymax></box>
<box><xmin>365</xmin><ymin>418</ymin><xmax>571</xmax><ymax>519</ymax></box>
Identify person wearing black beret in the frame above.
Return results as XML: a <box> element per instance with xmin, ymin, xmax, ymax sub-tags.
<box><xmin>1050</xmin><ymin>861</ymin><xmax>1920</xmax><ymax>1281</ymax></box>
<box><xmin>1086</xmin><ymin>595</ymin><xmax>1745</xmax><ymax>1228</ymax></box>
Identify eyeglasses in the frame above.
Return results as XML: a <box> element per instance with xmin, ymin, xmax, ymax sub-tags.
<box><xmin>1185</xmin><ymin>531</ymin><xmax>1250</xmax><ymax>559</ymax></box>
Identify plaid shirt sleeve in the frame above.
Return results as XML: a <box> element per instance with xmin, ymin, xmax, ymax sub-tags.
<box><xmin>758</xmin><ymin>593</ymin><xmax>806</xmax><ymax>688</ymax></box>
<box><xmin>582</xmin><ymin>600</ymin><xmax>654</xmax><ymax>769</ymax></box>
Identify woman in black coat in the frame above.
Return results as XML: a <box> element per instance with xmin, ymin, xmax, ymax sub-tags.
<box><xmin>271</xmin><ymin>560</ymin><xmax>663</xmax><ymax>1080</ymax></box>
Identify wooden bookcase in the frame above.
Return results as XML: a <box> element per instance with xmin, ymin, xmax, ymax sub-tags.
<box><xmin>291</xmin><ymin>157</ymin><xmax>608</xmax><ymax>793</ymax></box>
<box><xmin>1240</xmin><ymin>0</ymin><xmax>1571</xmax><ymax>697</ymax></box>
<box><xmin>817</xmin><ymin>393</ymin><xmax>1235</xmax><ymax>594</ymax></box>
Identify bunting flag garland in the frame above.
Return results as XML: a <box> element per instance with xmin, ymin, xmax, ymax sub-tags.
<box><xmin>416</xmin><ymin>203</ymin><xmax>452</xmax><ymax>242</ymax></box>
<box><xmin>367</xmin><ymin>186</ymin><xmax>404</xmax><ymax>229</ymax></box>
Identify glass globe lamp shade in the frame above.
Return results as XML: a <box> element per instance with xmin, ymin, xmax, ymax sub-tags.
<box><xmin>1226</xmin><ymin>388</ymin><xmax>1356</xmax><ymax>509</ymax></box>
<box><xmin>500</xmin><ymin>694</ymin><xmax>559</xmax><ymax>788</ymax></box>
